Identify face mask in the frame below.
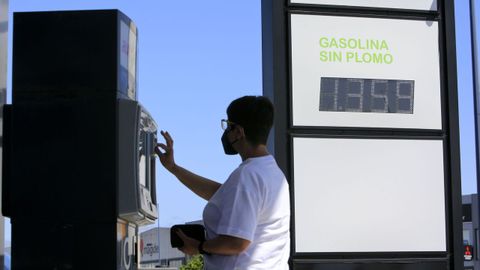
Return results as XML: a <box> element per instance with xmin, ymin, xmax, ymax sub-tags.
<box><xmin>221</xmin><ymin>129</ymin><xmax>238</xmax><ymax>155</ymax></box>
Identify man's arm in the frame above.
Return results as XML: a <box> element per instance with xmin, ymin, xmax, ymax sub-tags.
<box><xmin>202</xmin><ymin>235</ymin><xmax>251</xmax><ymax>255</ymax></box>
<box><xmin>176</xmin><ymin>229</ymin><xmax>251</xmax><ymax>256</ymax></box>
<box><xmin>156</xmin><ymin>131</ymin><xmax>221</xmax><ymax>201</ymax></box>
<box><xmin>169</xmin><ymin>164</ymin><xmax>221</xmax><ymax>201</ymax></box>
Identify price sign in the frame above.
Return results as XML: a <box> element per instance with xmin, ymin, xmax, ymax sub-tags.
<box><xmin>290</xmin><ymin>14</ymin><xmax>442</xmax><ymax>129</ymax></box>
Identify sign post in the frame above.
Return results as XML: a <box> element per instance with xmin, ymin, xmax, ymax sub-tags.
<box><xmin>0</xmin><ymin>0</ymin><xmax>7</xmax><ymax>268</ymax></box>
<box><xmin>262</xmin><ymin>0</ymin><xmax>462</xmax><ymax>269</ymax></box>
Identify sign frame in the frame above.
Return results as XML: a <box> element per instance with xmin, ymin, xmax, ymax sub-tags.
<box><xmin>262</xmin><ymin>0</ymin><xmax>462</xmax><ymax>269</ymax></box>
<box><xmin>290</xmin><ymin>134</ymin><xmax>449</xmax><ymax>256</ymax></box>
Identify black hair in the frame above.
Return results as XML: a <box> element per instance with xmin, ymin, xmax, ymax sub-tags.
<box><xmin>227</xmin><ymin>96</ymin><xmax>274</xmax><ymax>146</ymax></box>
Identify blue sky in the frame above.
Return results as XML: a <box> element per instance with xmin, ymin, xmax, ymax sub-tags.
<box><xmin>2</xmin><ymin>0</ymin><xmax>478</xmax><ymax>236</ymax></box>
<box><xmin>456</xmin><ymin>0</ymin><xmax>477</xmax><ymax>196</ymax></box>
<box><xmin>5</xmin><ymin>0</ymin><xmax>263</xmax><ymax>232</ymax></box>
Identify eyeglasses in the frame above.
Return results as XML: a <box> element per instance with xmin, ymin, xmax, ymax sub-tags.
<box><xmin>221</xmin><ymin>119</ymin><xmax>237</xmax><ymax>131</ymax></box>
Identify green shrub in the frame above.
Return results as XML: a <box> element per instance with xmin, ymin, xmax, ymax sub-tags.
<box><xmin>180</xmin><ymin>255</ymin><xmax>204</xmax><ymax>270</ymax></box>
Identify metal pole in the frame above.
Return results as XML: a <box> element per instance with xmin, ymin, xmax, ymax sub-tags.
<box><xmin>0</xmin><ymin>0</ymin><xmax>8</xmax><ymax>269</ymax></box>
<box><xmin>470</xmin><ymin>0</ymin><xmax>480</xmax><ymax>266</ymax></box>
<box><xmin>157</xmin><ymin>203</ymin><xmax>160</xmax><ymax>267</ymax></box>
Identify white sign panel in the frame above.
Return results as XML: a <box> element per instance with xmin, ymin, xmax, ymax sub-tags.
<box><xmin>293</xmin><ymin>137</ymin><xmax>446</xmax><ymax>252</ymax></box>
<box><xmin>290</xmin><ymin>0</ymin><xmax>437</xmax><ymax>11</ymax></box>
<box><xmin>290</xmin><ymin>14</ymin><xmax>442</xmax><ymax>129</ymax></box>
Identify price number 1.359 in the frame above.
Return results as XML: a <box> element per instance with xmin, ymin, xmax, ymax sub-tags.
<box><xmin>319</xmin><ymin>77</ymin><xmax>415</xmax><ymax>114</ymax></box>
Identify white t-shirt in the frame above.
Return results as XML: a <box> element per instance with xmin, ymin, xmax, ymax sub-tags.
<box><xmin>202</xmin><ymin>155</ymin><xmax>291</xmax><ymax>270</ymax></box>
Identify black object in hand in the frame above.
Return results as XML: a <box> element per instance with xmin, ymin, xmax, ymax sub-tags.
<box><xmin>170</xmin><ymin>224</ymin><xmax>206</xmax><ymax>248</ymax></box>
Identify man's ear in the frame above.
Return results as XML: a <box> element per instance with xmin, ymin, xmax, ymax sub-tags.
<box><xmin>235</xmin><ymin>125</ymin><xmax>246</xmax><ymax>140</ymax></box>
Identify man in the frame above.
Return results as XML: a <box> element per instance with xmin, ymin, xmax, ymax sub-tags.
<box><xmin>156</xmin><ymin>96</ymin><xmax>290</xmax><ymax>269</ymax></box>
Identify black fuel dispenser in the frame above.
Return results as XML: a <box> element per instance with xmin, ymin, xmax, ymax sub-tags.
<box><xmin>2</xmin><ymin>10</ymin><xmax>158</xmax><ymax>269</ymax></box>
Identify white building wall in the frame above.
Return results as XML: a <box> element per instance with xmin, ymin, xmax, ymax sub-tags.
<box><xmin>140</xmin><ymin>227</ymin><xmax>185</xmax><ymax>267</ymax></box>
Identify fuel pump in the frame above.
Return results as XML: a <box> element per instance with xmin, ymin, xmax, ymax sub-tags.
<box><xmin>2</xmin><ymin>10</ymin><xmax>158</xmax><ymax>269</ymax></box>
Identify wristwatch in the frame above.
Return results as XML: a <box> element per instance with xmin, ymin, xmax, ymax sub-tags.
<box><xmin>198</xmin><ymin>240</ymin><xmax>212</xmax><ymax>256</ymax></box>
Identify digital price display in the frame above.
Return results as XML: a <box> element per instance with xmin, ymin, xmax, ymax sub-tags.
<box><xmin>319</xmin><ymin>77</ymin><xmax>414</xmax><ymax>114</ymax></box>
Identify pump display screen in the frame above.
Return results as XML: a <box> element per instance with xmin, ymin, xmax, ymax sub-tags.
<box><xmin>319</xmin><ymin>77</ymin><xmax>414</xmax><ymax>114</ymax></box>
<box><xmin>138</xmin><ymin>132</ymin><xmax>147</xmax><ymax>187</ymax></box>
